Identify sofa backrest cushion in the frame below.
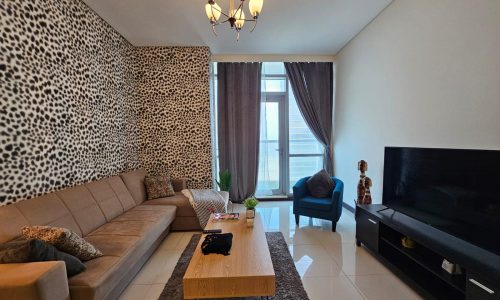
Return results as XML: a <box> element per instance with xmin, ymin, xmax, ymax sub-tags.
<box><xmin>120</xmin><ymin>169</ymin><xmax>148</xmax><ymax>205</ymax></box>
<box><xmin>85</xmin><ymin>180</ymin><xmax>124</xmax><ymax>222</ymax></box>
<box><xmin>0</xmin><ymin>173</ymin><xmax>140</xmax><ymax>242</ymax></box>
<box><xmin>17</xmin><ymin>193</ymin><xmax>84</xmax><ymax>236</ymax></box>
<box><xmin>105</xmin><ymin>176</ymin><xmax>136</xmax><ymax>211</ymax></box>
<box><xmin>0</xmin><ymin>193</ymin><xmax>83</xmax><ymax>243</ymax></box>
<box><xmin>0</xmin><ymin>205</ymin><xmax>29</xmax><ymax>244</ymax></box>
<box><xmin>56</xmin><ymin>185</ymin><xmax>106</xmax><ymax>236</ymax></box>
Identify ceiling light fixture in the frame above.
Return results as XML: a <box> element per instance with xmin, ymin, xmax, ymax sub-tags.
<box><xmin>205</xmin><ymin>0</ymin><xmax>263</xmax><ymax>41</ymax></box>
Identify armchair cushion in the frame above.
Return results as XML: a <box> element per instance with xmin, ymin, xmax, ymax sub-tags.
<box><xmin>298</xmin><ymin>196</ymin><xmax>333</xmax><ymax>211</ymax></box>
<box><xmin>306</xmin><ymin>169</ymin><xmax>335</xmax><ymax>198</ymax></box>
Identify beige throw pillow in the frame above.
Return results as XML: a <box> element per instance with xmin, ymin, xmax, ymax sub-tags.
<box><xmin>145</xmin><ymin>175</ymin><xmax>175</xmax><ymax>200</ymax></box>
<box><xmin>21</xmin><ymin>226</ymin><xmax>102</xmax><ymax>261</ymax></box>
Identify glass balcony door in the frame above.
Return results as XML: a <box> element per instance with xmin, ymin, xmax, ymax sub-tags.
<box><xmin>254</xmin><ymin>62</ymin><xmax>325</xmax><ymax>198</ymax></box>
<box><xmin>257</xmin><ymin>95</ymin><xmax>287</xmax><ymax>196</ymax></box>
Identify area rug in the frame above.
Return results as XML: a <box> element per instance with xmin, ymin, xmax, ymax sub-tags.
<box><xmin>158</xmin><ymin>232</ymin><xmax>310</xmax><ymax>300</ymax></box>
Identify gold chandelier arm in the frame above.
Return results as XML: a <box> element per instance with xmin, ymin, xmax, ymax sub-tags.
<box><xmin>211</xmin><ymin>4</ymin><xmax>230</xmax><ymax>19</ymax></box>
<box><xmin>234</xmin><ymin>1</ymin><xmax>244</xmax><ymax>17</ymax></box>
<box><xmin>250</xmin><ymin>19</ymin><xmax>257</xmax><ymax>32</ymax></box>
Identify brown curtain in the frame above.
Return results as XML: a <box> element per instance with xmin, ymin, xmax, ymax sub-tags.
<box><xmin>285</xmin><ymin>62</ymin><xmax>334</xmax><ymax>175</ymax></box>
<box><xmin>217</xmin><ymin>62</ymin><xmax>262</xmax><ymax>202</ymax></box>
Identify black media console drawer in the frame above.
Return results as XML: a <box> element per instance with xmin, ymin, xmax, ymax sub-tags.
<box><xmin>356</xmin><ymin>208</ymin><xmax>379</xmax><ymax>251</ymax></box>
<box><xmin>467</xmin><ymin>273</ymin><xmax>500</xmax><ymax>300</ymax></box>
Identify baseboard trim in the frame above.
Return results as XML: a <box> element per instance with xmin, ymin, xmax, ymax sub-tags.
<box><xmin>343</xmin><ymin>202</ymin><xmax>355</xmax><ymax>213</ymax></box>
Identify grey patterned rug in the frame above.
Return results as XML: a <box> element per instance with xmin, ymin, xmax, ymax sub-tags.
<box><xmin>158</xmin><ymin>232</ymin><xmax>310</xmax><ymax>300</ymax></box>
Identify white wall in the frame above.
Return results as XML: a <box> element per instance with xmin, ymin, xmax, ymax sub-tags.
<box><xmin>334</xmin><ymin>0</ymin><xmax>500</xmax><ymax>205</ymax></box>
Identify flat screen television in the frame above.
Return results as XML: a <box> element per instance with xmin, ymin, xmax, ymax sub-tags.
<box><xmin>383</xmin><ymin>147</ymin><xmax>500</xmax><ymax>255</ymax></box>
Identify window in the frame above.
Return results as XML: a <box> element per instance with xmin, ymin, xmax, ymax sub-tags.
<box><xmin>256</xmin><ymin>63</ymin><xmax>324</xmax><ymax>196</ymax></box>
<box><xmin>211</xmin><ymin>62</ymin><xmax>325</xmax><ymax>197</ymax></box>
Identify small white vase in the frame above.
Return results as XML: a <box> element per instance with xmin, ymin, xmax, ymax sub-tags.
<box><xmin>246</xmin><ymin>209</ymin><xmax>255</xmax><ymax>227</ymax></box>
<box><xmin>246</xmin><ymin>209</ymin><xmax>255</xmax><ymax>219</ymax></box>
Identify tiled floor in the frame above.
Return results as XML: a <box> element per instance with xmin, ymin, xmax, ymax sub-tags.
<box><xmin>119</xmin><ymin>201</ymin><xmax>422</xmax><ymax>300</ymax></box>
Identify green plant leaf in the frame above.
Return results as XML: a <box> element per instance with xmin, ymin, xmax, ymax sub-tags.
<box><xmin>217</xmin><ymin>169</ymin><xmax>231</xmax><ymax>192</ymax></box>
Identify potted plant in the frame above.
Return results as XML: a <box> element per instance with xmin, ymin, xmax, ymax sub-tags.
<box><xmin>243</xmin><ymin>197</ymin><xmax>259</xmax><ymax>219</ymax></box>
<box><xmin>216</xmin><ymin>170</ymin><xmax>231</xmax><ymax>192</ymax></box>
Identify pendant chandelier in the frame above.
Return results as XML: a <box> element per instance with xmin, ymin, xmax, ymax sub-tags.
<box><xmin>205</xmin><ymin>0</ymin><xmax>264</xmax><ymax>40</ymax></box>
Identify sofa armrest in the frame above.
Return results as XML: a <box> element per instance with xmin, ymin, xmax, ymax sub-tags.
<box><xmin>0</xmin><ymin>261</ymin><xmax>69</xmax><ymax>300</ymax></box>
<box><xmin>331</xmin><ymin>177</ymin><xmax>344</xmax><ymax>221</ymax></box>
<box><xmin>292</xmin><ymin>177</ymin><xmax>310</xmax><ymax>213</ymax></box>
<box><xmin>171</xmin><ymin>178</ymin><xmax>187</xmax><ymax>192</ymax></box>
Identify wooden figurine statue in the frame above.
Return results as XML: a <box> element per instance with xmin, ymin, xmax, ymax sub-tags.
<box><xmin>356</xmin><ymin>160</ymin><xmax>372</xmax><ymax>205</ymax></box>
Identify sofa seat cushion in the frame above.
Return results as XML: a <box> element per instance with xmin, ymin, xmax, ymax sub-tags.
<box><xmin>69</xmin><ymin>205</ymin><xmax>176</xmax><ymax>300</ymax></box>
<box><xmin>88</xmin><ymin>205</ymin><xmax>176</xmax><ymax>238</ymax></box>
<box><xmin>299</xmin><ymin>196</ymin><xmax>333</xmax><ymax>211</ymax></box>
<box><xmin>112</xmin><ymin>208</ymin><xmax>172</xmax><ymax>223</ymax></box>
<box><xmin>84</xmin><ymin>235</ymin><xmax>140</xmax><ymax>257</ymax></box>
<box><xmin>89</xmin><ymin>220</ymin><xmax>155</xmax><ymax>237</ymax></box>
<box><xmin>143</xmin><ymin>192</ymin><xmax>195</xmax><ymax>217</ymax></box>
<box><xmin>68</xmin><ymin>256</ymin><xmax>120</xmax><ymax>300</ymax></box>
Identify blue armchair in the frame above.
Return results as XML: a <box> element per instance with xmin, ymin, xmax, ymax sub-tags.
<box><xmin>292</xmin><ymin>177</ymin><xmax>344</xmax><ymax>232</ymax></box>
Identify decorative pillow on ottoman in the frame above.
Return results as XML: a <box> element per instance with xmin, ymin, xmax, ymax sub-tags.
<box><xmin>21</xmin><ymin>226</ymin><xmax>102</xmax><ymax>261</ymax></box>
<box><xmin>306</xmin><ymin>169</ymin><xmax>335</xmax><ymax>198</ymax></box>
<box><xmin>145</xmin><ymin>175</ymin><xmax>175</xmax><ymax>199</ymax></box>
<box><xmin>0</xmin><ymin>239</ymin><xmax>86</xmax><ymax>277</ymax></box>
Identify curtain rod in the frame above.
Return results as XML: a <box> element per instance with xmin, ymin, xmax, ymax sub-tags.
<box><xmin>211</xmin><ymin>54</ymin><xmax>336</xmax><ymax>62</ymax></box>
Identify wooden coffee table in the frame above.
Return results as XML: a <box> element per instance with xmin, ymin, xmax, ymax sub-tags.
<box><xmin>183</xmin><ymin>213</ymin><xmax>276</xmax><ymax>299</ymax></box>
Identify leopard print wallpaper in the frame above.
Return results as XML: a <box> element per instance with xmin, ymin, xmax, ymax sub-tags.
<box><xmin>0</xmin><ymin>0</ymin><xmax>212</xmax><ymax>205</ymax></box>
<box><xmin>135</xmin><ymin>47</ymin><xmax>213</xmax><ymax>189</ymax></box>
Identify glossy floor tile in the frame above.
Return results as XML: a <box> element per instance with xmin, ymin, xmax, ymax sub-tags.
<box><xmin>348</xmin><ymin>274</ymin><xmax>422</xmax><ymax>300</ymax></box>
<box><xmin>119</xmin><ymin>201</ymin><xmax>422</xmax><ymax>300</ymax></box>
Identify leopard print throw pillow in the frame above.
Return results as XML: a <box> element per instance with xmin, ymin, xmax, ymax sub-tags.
<box><xmin>21</xmin><ymin>226</ymin><xmax>102</xmax><ymax>261</ymax></box>
<box><xmin>144</xmin><ymin>175</ymin><xmax>175</xmax><ymax>200</ymax></box>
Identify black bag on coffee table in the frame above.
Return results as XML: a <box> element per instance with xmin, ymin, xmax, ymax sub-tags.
<box><xmin>201</xmin><ymin>233</ymin><xmax>233</xmax><ymax>256</ymax></box>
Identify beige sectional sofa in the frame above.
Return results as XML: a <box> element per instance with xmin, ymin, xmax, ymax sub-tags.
<box><xmin>0</xmin><ymin>169</ymin><xmax>202</xmax><ymax>300</ymax></box>
<box><xmin>121</xmin><ymin>169</ymin><xmax>203</xmax><ymax>231</ymax></box>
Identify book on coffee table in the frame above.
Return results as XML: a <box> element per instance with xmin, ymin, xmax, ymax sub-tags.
<box><xmin>213</xmin><ymin>212</ymin><xmax>240</xmax><ymax>221</ymax></box>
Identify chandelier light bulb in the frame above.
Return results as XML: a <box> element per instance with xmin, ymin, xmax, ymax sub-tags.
<box><xmin>205</xmin><ymin>2</ymin><xmax>222</xmax><ymax>22</ymax></box>
<box><xmin>248</xmin><ymin>0</ymin><xmax>263</xmax><ymax>18</ymax></box>
<box><xmin>230</xmin><ymin>8</ymin><xmax>245</xmax><ymax>29</ymax></box>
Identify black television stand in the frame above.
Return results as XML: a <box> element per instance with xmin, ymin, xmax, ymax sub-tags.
<box><xmin>376</xmin><ymin>206</ymin><xmax>392</xmax><ymax>213</ymax></box>
<box><xmin>355</xmin><ymin>204</ymin><xmax>500</xmax><ymax>300</ymax></box>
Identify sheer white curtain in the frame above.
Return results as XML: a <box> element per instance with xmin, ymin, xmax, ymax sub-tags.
<box><xmin>210</xmin><ymin>62</ymin><xmax>219</xmax><ymax>188</ymax></box>
<box><xmin>256</xmin><ymin>63</ymin><xmax>274</xmax><ymax>196</ymax></box>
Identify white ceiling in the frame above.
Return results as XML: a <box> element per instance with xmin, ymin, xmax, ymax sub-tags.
<box><xmin>82</xmin><ymin>0</ymin><xmax>392</xmax><ymax>55</ymax></box>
